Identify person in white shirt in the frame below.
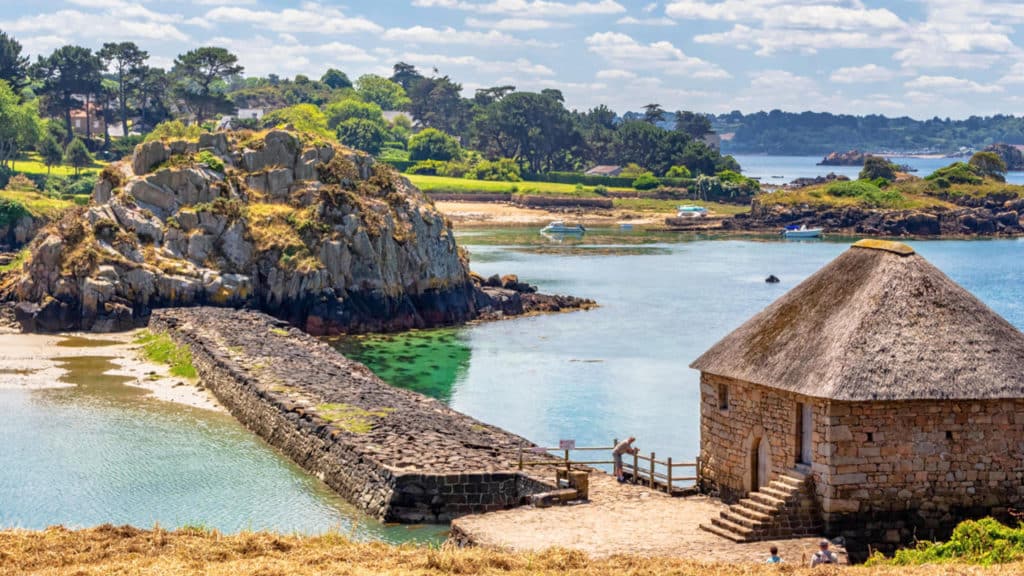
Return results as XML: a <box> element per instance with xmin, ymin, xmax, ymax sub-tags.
<box><xmin>810</xmin><ymin>539</ymin><xmax>838</xmax><ymax>567</ymax></box>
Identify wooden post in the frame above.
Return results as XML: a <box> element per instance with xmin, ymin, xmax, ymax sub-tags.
<box><xmin>518</xmin><ymin>446</ymin><xmax>523</xmax><ymax>470</ymax></box>
<box><xmin>667</xmin><ymin>457</ymin><xmax>673</xmax><ymax>495</ymax></box>
<box><xmin>565</xmin><ymin>449</ymin><xmax>571</xmax><ymax>471</ymax></box>
<box><xmin>649</xmin><ymin>452</ymin><xmax>656</xmax><ymax>488</ymax></box>
<box><xmin>632</xmin><ymin>450</ymin><xmax>639</xmax><ymax>485</ymax></box>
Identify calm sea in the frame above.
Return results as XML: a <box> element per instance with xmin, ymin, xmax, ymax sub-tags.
<box><xmin>3</xmin><ymin>231</ymin><xmax>1022</xmax><ymax>534</ymax></box>
<box><xmin>732</xmin><ymin>154</ymin><xmax>1024</xmax><ymax>186</ymax></box>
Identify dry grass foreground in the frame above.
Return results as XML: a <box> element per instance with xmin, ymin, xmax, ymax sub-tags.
<box><xmin>2</xmin><ymin>526</ymin><xmax>1024</xmax><ymax>576</ymax></box>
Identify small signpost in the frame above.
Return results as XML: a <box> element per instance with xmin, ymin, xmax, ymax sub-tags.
<box><xmin>559</xmin><ymin>439</ymin><xmax>576</xmax><ymax>450</ymax></box>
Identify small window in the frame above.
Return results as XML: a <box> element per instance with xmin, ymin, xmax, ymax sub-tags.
<box><xmin>718</xmin><ymin>383</ymin><xmax>729</xmax><ymax>410</ymax></box>
<box><xmin>866</xmin><ymin>432</ymin><xmax>873</xmax><ymax>442</ymax></box>
<box><xmin>946</xmin><ymin>431</ymin><xmax>953</xmax><ymax>440</ymax></box>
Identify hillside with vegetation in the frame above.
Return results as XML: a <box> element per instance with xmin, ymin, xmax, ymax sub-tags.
<box><xmin>711</xmin><ymin>110</ymin><xmax>1024</xmax><ymax>155</ymax></box>
<box><xmin>731</xmin><ymin>152</ymin><xmax>1024</xmax><ymax>236</ymax></box>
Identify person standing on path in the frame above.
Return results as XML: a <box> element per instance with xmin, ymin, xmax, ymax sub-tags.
<box><xmin>612</xmin><ymin>437</ymin><xmax>638</xmax><ymax>482</ymax></box>
<box><xmin>810</xmin><ymin>540</ymin><xmax>838</xmax><ymax>567</ymax></box>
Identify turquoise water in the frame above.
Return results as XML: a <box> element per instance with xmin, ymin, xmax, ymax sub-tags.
<box><xmin>0</xmin><ymin>350</ymin><xmax>445</xmax><ymax>543</ymax></box>
<box><xmin>733</xmin><ymin>154</ymin><xmax>1024</xmax><ymax>186</ymax></box>
<box><xmin>338</xmin><ymin>231</ymin><xmax>1024</xmax><ymax>465</ymax></box>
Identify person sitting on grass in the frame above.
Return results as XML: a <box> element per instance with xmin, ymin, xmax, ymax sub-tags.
<box><xmin>612</xmin><ymin>437</ymin><xmax>638</xmax><ymax>483</ymax></box>
<box><xmin>810</xmin><ymin>539</ymin><xmax>838</xmax><ymax>567</ymax></box>
<box><xmin>766</xmin><ymin>545</ymin><xmax>782</xmax><ymax>564</ymax></box>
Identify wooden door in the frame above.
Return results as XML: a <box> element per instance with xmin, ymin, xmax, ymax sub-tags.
<box><xmin>799</xmin><ymin>403</ymin><xmax>813</xmax><ymax>465</ymax></box>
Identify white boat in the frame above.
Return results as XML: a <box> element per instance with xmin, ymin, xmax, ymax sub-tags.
<box><xmin>676</xmin><ymin>205</ymin><xmax>708</xmax><ymax>218</ymax></box>
<box><xmin>540</xmin><ymin>221</ymin><xmax>586</xmax><ymax>235</ymax></box>
<box><xmin>782</xmin><ymin>225</ymin><xmax>823</xmax><ymax>239</ymax></box>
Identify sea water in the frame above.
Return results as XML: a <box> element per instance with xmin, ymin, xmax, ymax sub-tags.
<box><xmin>732</xmin><ymin>154</ymin><xmax>1024</xmax><ymax>186</ymax></box>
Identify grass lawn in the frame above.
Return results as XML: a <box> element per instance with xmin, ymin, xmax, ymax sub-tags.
<box><xmin>0</xmin><ymin>190</ymin><xmax>75</xmax><ymax>219</ymax></box>
<box><xmin>613</xmin><ymin>198</ymin><xmax>750</xmax><ymax>216</ymax></box>
<box><xmin>406</xmin><ymin>174</ymin><xmax>632</xmax><ymax>197</ymax></box>
<box><xmin>11</xmin><ymin>153</ymin><xmax>104</xmax><ymax>177</ymax></box>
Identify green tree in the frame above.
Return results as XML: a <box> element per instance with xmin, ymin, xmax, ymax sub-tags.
<box><xmin>613</xmin><ymin>121</ymin><xmax>666</xmax><ymax>172</ymax></box>
<box><xmin>321</xmin><ymin>68</ymin><xmax>352</xmax><ymax>90</ymax></box>
<box><xmin>0</xmin><ymin>80</ymin><xmax>39</xmax><ymax>168</ymax></box>
<box><xmin>859</xmin><ymin>155</ymin><xmax>897</xmax><ymax>181</ymax></box>
<box><xmin>171</xmin><ymin>47</ymin><xmax>243</xmax><ymax>124</ymax></box>
<box><xmin>680</xmin><ymin>140</ymin><xmax>718</xmax><ymax>177</ymax></box>
<box><xmin>969</xmin><ymin>151</ymin><xmax>1007</xmax><ymax>181</ymax></box>
<box><xmin>355</xmin><ymin>74</ymin><xmax>410</xmax><ymax>110</ymax></box>
<box><xmin>0</xmin><ymin>30</ymin><xmax>30</xmax><ymax>92</ymax></box>
<box><xmin>325</xmin><ymin>99</ymin><xmax>384</xmax><ymax>130</ymax></box>
<box><xmin>64</xmin><ymin>137</ymin><xmax>92</xmax><ymax>175</ymax></box>
<box><xmin>336</xmin><ymin>118</ymin><xmax>387</xmax><ymax>155</ymax></box>
<box><xmin>390</xmin><ymin>62</ymin><xmax>424</xmax><ymax>92</ymax></box>
<box><xmin>666</xmin><ymin>165</ymin><xmax>691</xmax><ymax>178</ymax></box>
<box><xmin>642</xmin><ymin>103</ymin><xmax>666</xmax><ymax>125</ymax></box>
<box><xmin>98</xmin><ymin>42</ymin><xmax>149</xmax><ymax>138</ymax></box>
<box><xmin>408</xmin><ymin>127</ymin><xmax>462</xmax><ymax>162</ymax></box>
<box><xmin>407</xmin><ymin>75</ymin><xmax>468</xmax><ymax>134</ymax></box>
<box><xmin>32</xmin><ymin>45</ymin><xmax>103</xmax><ymax>142</ymax></box>
<box><xmin>37</xmin><ymin>135</ymin><xmax>63</xmax><ymax>175</ymax></box>
<box><xmin>674</xmin><ymin>110</ymin><xmax>712</xmax><ymax>138</ymax></box>
<box><xmin>470</xmin><ymin>91</ymin><xmax>579</xmax><ymax>173</ymax></box>
<box><xmin>136</xmin><ymin>66</ymin><xmax>170</xmax><ymax>128</ymax></box>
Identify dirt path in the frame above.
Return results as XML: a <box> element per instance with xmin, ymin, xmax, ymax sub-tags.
<box><xmin>453</xmin><ymin>473</ymin><xmax>845</xmax><ymax>565</ymax></box>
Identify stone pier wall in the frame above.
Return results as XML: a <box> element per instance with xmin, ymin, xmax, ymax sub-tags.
<box><xmin>149</xmin><ymin>307</ymin><xmax>555</xmax><ymax>523</ymax></box>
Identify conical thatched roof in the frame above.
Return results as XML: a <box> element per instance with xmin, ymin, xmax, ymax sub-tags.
<box><xmin>691</xmin><ymin>240</ymin><xmax>1024</xmax><ymax>401</ymax></box>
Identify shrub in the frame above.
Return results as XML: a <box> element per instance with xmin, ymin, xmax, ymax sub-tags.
<box><xmin>336</xmin><ymin>118</ymin><xmax>387</xmax><ymax>155</ymax></box>
<box><xmin>665</xmin><ymin>165</ymin><xmax>691</xmax><ymax>178</ymax></box>
<box><xmin>860</xmin><ymin>155</ymin><xmax>897</xmax><ymax>181</ymax></box>
<box><xmin>262</xmin><ymin>104</ymin><xmax>331</xmax><ymax>139</ymax></box>
<box><xmin>866</xmin><ymin>518</ymin><xmax>1024</xmax><ymax>566</ymax></box>
<box><xmin>469</xmin><ymin>158</ymin><xmax>521</xmax><ymax>182</ymax></box>
<box><xmin>195</xmin><ymin>150</ymin><xmax>224</xmax><ymax>173</ymax></box>
<box><xmin>632</xmin><ymin>173</ymin><xmax>661</xmax><ymax>190</ymax></box>
<box><xmin>407</xmin><ymin>160</ymin><xmax>447</xmax><ymax>176</ymax></box>
<box><xmin>594</xmin><ymin>184</ymin><xmax>608</xmax><ymax>196</ymax></box>
<box><xmin>926</xmin><ymin>162</ymin><xmax>982</xmax><ymax>185</ymax></box>
<box><xmin>408</xmin><ymin>128</ymin><xmax>462</xmax><ymax>162</ymax></box>
<box><xmin>5</xmin><ymin>174</ymin><xmax>37</xmax><ymax>192</ymax></box>
<box><xmin>144</xmin><ymin>120</ymin><xmax>205</xmax><ymax>142</ymax></box>
<box><xmin>620</xmin><ymin>163</ymin><xmax>647</xmax><ymax>178</ymax></box>
<box><xmin>64</xmin><ymin>138</ymin><xmax>93</xmax><ymax>176</ymax></box>
<box><xmin>826</xmin><ymin>179</ymin><xmax>904</xmax><ymax>207</ymax></box>
<box><xmin>0</xmin><ymin>198</ymin><xmax>30</xmax><ymax>228</ymax></box>
<box><xmin>325</xmin><ymin>99</ymin><xmax>384</xmax><ymax>130</ymax></box>
<box><xmin>969</xmin><ymin>151</ymin><xmax>1007</xmax><ymax>181</ymax></box>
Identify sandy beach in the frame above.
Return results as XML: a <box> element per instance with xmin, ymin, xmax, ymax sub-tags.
<box><xmin>0</xmin><ymin>329</ymin><xmax>222</xmax><ymax>411</ymax></box>
<box><xmin>435</xmin><ymin>200</ymin><xmax>666</xmax><ymax>227</ymax></box>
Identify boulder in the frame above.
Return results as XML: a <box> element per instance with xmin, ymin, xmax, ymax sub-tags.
<box><xmin>132</xmin><ymin>141</ymin><xmax>169</xmax><ymax>175</ymax></box>
<box><xmin>904</xmin><ymin>212</ymin><xmax>940</xmax><ymax>236</ymax></box>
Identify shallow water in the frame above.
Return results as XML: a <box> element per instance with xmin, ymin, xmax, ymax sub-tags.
<box><xmin>337</xmin><ymin>230</ymin><xmax>1024</xmax><ymax>467</ymax></box>
<box><xmin>733</xmin><ymin>154</ymin><xmax>1024</xmax><ymax>186</ymax></box>
<box><xmin>0</xmin><ymin>340</ymin><xmax>446</xmax><ymax>543</ymax></box>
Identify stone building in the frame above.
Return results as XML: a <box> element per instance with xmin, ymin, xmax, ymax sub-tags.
<box><xmin>690</xmin><ymin>239</ymin><xmax>1024</xmax><ymax>551</ymax></box>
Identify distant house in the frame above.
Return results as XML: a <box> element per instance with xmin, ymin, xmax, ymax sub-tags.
<box><xmin>237</xmin><ymin>108</ymin><xmax>265</xmax><ymax>121</ymax></box>
<box><xmin>692</xmin><ymin>239</ymin><xmax>1024</xmax><ymax>550</ymax></box>
<box><xmin>382</xmin><ymin>110</ymin><xmax>415</xmax><ymax>126</ymax></box>
<box><xmin>584</xmin><ymin>165</ymin><xmax>623</xmax><ymax>177</ymax></box>
<box><xmin>70</xmin><ymin>103</ymin><xmax>107</xmax><ymax>137</ymax></box>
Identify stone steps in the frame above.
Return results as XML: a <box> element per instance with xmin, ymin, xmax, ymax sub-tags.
<box><xmin>700</xmin><ymin>469</ymin><xmax>822</xmax><ymax>543</ymax></box>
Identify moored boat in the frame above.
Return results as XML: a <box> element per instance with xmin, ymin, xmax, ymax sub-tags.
<box><xmin>782</xmin><ymin>224</ymin><xmax>823</xmax><ymax>239</ymax></box>
<box><xmin>676</xmin><ymin>205</ymin><xmax>708</xmax><ymax>218</ymax></box>
<box><xmin>540</xmin><ymin>221</ymin><xmax>586</xmax><ymax>235</ymax></box>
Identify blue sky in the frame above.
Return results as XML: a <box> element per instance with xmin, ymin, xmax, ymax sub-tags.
<box><xmin>4</xmin><ymin>0</ymin><xmax>1024</xmax><ymax>119</ymax></box>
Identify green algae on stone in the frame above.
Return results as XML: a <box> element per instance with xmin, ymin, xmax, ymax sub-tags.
<box><xmin>315</xmin><ymin>403</ymin><xmax>394</xmax><ymax>434</ymax></box>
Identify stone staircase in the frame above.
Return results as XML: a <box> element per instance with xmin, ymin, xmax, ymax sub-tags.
<box><xmin>700</xmin><ymin>469</ymin><xmax>822</xmax><ymax>542</ymax></box>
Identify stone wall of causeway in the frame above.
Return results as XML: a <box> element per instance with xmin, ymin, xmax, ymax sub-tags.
<box><xmin>149</xmin><ymin>307</ymin><xmax>556</xmax><ymax>523</ymax></box>
<box><xmin>698</xmin><ymin>373</ymin><xmax>825</xmax><ymax>503</ymax></box>
<box><xmin>821</xmin><ymin>398</ymin><xmax>1024</xmax><ymax>549</ymax></box>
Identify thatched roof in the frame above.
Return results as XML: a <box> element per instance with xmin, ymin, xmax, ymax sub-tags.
<box><xmin>690</xmin><ymin>240</ymin><xmax>1024</xmax><ymax>401</ymax></box>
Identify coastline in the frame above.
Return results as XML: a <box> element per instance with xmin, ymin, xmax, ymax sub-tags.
<box><xmin>435</xmin><ymin>200</ymin><xmax>667</xmax><ymax>227</ymax></box>
<box><xmin>0</xmin><ymin>329</ymin><xmax>222</xmax><ymax>412</ymax></box>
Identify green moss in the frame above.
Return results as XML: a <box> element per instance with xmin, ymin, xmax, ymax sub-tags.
<box><xmin>315</xmin><ymin>403</ymin><xmax>393</xmax><ymax>434</ymax></box>
<box><xmin>269</xmin><ymin>328</ymin><xmax>289</xmax><ymax>336</ymax></box>
<box><xmin>0</xmin><ymin>248</ymin><xmax>29</xmax><ymax>274</ymax></box>
<box><xmin>134</xmin><ymin>330</ymin><xmax>198</xmax><ymax>379</ymax></box>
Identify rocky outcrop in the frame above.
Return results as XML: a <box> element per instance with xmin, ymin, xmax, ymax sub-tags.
<box><xmin>817</xmin><ymin>150</ymin><xmax>868</xmax><ymax>166</ymax></box>
<box><xmin>0</xmin><ymin>214</ymin><xmax>40</xmax><ymax>250</ymax></box>
<box><xmin>2</xmin><ymin>131</ymin><xmax>480</xmax><ymax>333</ymax></box>
<box><xmin>787</xmin><ymin>173</ymin><xmax>849</xmax><ymax>189</ymax></box>
<box><xmin>983</xmin><ymin>143</ymin><xmax>1024</xmax><ymax>171</ymax></box>
<box><xmin>727</xmin><ymin>197</ymin><xmax>1024</xmax><ymax>237</ymax></box>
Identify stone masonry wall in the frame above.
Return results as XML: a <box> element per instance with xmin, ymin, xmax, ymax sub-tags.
<box><xmin>149</xmin><ymin>307</ymin><xmax>556</xmax><ymax>523</ymax></box>
<box><xmin>821</xmin><ymin>398</ymin><xmax>1024</xmax><ymax>548</ymax></box>
<box><xmin>699</xmin><ymin>373</ymin><xmax>826</xmax><ymax>502</ymax></box>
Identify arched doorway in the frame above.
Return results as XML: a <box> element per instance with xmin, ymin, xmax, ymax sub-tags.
<box><xmin>750</xmin><ymin>437</ymin><xmax>770</xmax><ymax>492</ymax></box>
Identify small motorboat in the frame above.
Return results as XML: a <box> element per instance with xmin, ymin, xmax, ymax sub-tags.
<box><xmin>540</xmin><ymin>221</ymin><xmax>586</xmax><ymax>235</ymax></box>
<box><xmin>676</xmin><ymin>205</ymin><xmax>708</xmax><ymax>218</ymax></box>
<box><xmin>782</xmin><ymin>224</ymin><xmax>823</xmax><ymax>239</ymax></box>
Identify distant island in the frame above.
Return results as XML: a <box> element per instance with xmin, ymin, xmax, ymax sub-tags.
<box><xmin>708</xmin><ymin>110</ymin><xmax>1024</xmax><ymax>156</ymax></box>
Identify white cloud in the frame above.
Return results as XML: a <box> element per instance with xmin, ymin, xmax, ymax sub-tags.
<box><xmin>3</xmin><ymin>8</ymin><xmax>189</xmax><ymax>44</ymax></box>
<box><xmin>192</xmin><ymin>0</ymin><xmax>256</xmax><ymax>4</ymax></box>
<box><xmin>830</xmin><ymin>64</ymin><xmax>896</xmax><ymax>84</ymax></box>
<box><xmin>585</xmin><ymin>31</ymin><xmax>730</xmax><ymax>78</ymax></box>
<box><xmin>400</xmin><ymin>53</ymin><xmax>555</xmax><ymax>77</ymax></box>
<box><xmin>616</xmin><ymin>16</ymin><xmax>676</xmax><ymax>26</ymax></box>
<box><xmin>412</xmin><ymin>0</ymin><xmax>625</xmax><ymax>17</ymax></box>
<box><xmin>383</xmin><ymin>26</ymin><xmax>550</xmax><ymax>46</ymax></box>
<box><xmin>665</xmin><ymin>0</ymin><xmax>903</xmax><ymax>31</ymax></box>
<box><xmin>203</xmin><ymin>3</ymin><xmax>382</xmax><ymax>34</ymax></box>
<box><xmin>465</xmin><ymin>16</ymin><xmax>570</xmax><ymax>30</ymax></box>
<box><xmin>595</xmin><ymin>69</ymin><xmax>636</xmax><ymax>79</ymax></box>
<box><xmin>209</xmin><ymin>34</ymin><xmax>378</xmax><ymax>77</ymax></box>
<box><xmin>904</xmin><ymin>75</ymin><xmax>1005</xmax><ymax>94</ymax></box>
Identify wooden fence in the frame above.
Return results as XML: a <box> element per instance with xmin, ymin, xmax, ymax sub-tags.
<box><xmin>517</xmin><ymin>441</ymin><xmax>698</xmax><ymax>495</ymax></box>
